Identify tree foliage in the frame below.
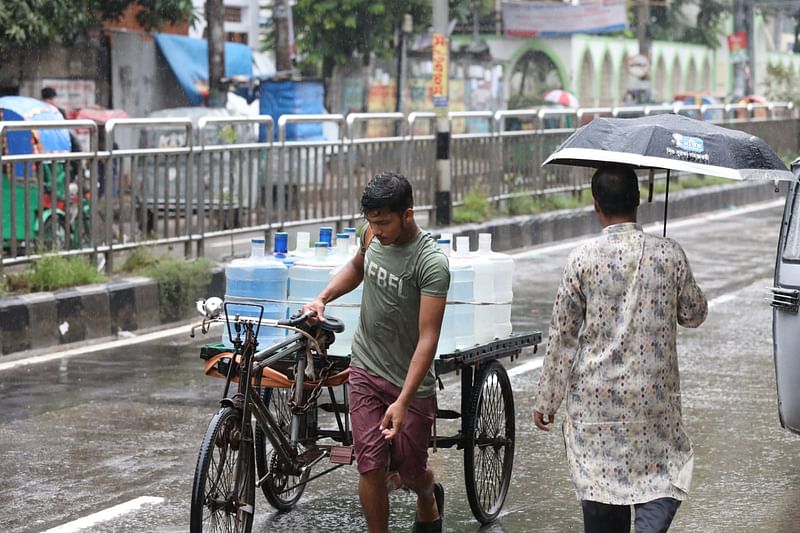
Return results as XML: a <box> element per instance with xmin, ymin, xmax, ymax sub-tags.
<box><xmin>291</xmin><ymin>0</ymin><xmax>486</xmax><ymax>76</ymax></box>
<box><xmin>0</xmin><ymin>0</ymin><xmax>195</xmax><ymax>52</ymax></box>
<box><xmin>644</xmin><ymin>0</ymin><xmax>728</xmax><ymax>49</ymax></box>
<box><xmin>764</xmin><ymin>63</ymin><xmax>800</xmax><ymax>107</ymax></box>
<box><xmin>292</xmin><ymin>0</ymin><xmax>431</xmax><ymax>74</ymax></box>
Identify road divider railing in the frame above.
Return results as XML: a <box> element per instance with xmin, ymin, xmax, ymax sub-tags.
<box><xmin>1</xmin><ymin>102</ymin><xmax>796</xmax><ymax>274</ymax></box>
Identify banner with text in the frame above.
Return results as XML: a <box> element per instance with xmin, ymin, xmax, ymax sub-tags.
<box><xmin>501</xmin><ymin>0</ymin><xmax>627</xmax><ymax>37</ymax></box>
<box><xmin>432</xmin><ymin>33</ymin><xmax>449</xmax><ymax>116</ymax></box>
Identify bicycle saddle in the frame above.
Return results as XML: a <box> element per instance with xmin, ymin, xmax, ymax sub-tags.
<box><xmin>318</xmin><ymin>315</ymin><xmax>345</xmax><ymax>334</ymax></box>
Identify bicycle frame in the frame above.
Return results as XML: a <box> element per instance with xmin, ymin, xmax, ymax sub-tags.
<box><xmin>217</xmin><ymin>315</ymin><xmax>351</xmax><ymax>499</ymax></box>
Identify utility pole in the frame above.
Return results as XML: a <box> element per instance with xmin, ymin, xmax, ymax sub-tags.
<box><xmin>635</xmin><ymin>0</ymin><xmax>651</xmax><ymax>103</ymax></box>
<box><xmin>433</xmin><ymin>0</ymin><xmax>451</xmax><ymax>226</ymax></box>
<box><xmin>396</xmin><ymin>14</ymin><xmax>413</xmax><ymax>117</ymax></box>
<box><xmin>206</xmin><ymin>0</ymin><xmax>226</xmax><ymax>107</ymax></box>
<box><xmin>733</xmin><ymin>0</ymin><xmax>753</xmax><ymax>98</ymax></box>
<box><xmin>274</xmin><ymin>0</ymin><xmax>292</xmax><ymax>79</ymax></box>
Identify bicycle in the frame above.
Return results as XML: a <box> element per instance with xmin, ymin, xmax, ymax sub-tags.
<box><xmin>189</xmin><ymin>299</ymin><xmax>349</xmax><ymax>533</ymax></box>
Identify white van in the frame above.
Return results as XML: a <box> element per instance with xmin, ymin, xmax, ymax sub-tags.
<box><xmin>772</xmin><ymin>158</ymin><xmax>800</xmax><ymax>434</ymax></box>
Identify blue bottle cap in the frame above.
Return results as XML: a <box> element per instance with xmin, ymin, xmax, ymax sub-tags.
<box><xmin>251</xmin><ymin>238</ymin><xmax>265</xmax><ymax>244</ymax></box>
<box><xmin>314</xmin><ymin>241</ymin><xmax>328</xmax><ymax>248</ymax></box>
<box><xmin>437</xmin><ymin>239</ymin><xmax>451</xmax><ymax>244</ymax></box>
<box><xmin>274</xmin><ymin>232</ymin><xmax>289</xmax><ymax>254</ymax></box>
<box><xmin>336</xmin><ymin>233</ymin><xmax>349</xmax><ymax>239</ymax></box>
<box><xmin>319</xmin><ymin>227</ymin><xmax>333</xmax><ymax>245</ymax></box>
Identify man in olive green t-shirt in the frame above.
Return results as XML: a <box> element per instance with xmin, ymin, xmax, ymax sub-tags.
<box><xmin>303</xmin><ymin>172</ymin><xmax>450</xmax><ymax>533</ymax></box>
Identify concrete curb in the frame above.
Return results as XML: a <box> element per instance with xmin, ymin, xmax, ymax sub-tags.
<box><xmin>0</xmin><ymin>181</ymin><xmax>783</xmax><ymax>358</ymax></box>
<box><xmin>0</xmin><ymin>266</ymin><xmax>226</xmax><ymax>357</ymax></box>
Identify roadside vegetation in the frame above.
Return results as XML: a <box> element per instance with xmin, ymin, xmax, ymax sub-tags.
<box><xmin>454</xmin><ymin>174</ymin><xmax>733</xmax><ymax>224</ymax></box>
<box><xmin>1</xmin><ymin>255</ymin><xmax>106</xmax><ymax>295</ymax></box>
<box><xmin>118</xmin><ymin>248</ymin><xmax>214</xmax><ymax>322</ymax></box>
<box><xmin>1</xmin><ymin>248</ymin><xmax>213</xmax><ymax>322</ymax></box>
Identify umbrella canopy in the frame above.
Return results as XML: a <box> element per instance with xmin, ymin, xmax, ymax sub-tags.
<box><xmin>543</xmin><ymin>113</ymin><xmax>793</xmax><ymax>181</ymax></box>
<box><xmin>0</xmin><ymin>95</ymin><xmax>70</xmax><ymax>154</ymax></box>
<box><xmin>543</xmin><ymin>89</ymin><xmax>580</xmax><ymax>108</ymax></box>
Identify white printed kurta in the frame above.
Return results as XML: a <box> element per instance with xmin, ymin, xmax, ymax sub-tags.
<box><xmin>534</xmin><ymin>223</ymin><xmax>707</xmax><ymax>505</ymax></box>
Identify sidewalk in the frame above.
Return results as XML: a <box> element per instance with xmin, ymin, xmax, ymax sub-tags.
<box><xmin>0</xmin><ymin>180</ymin><xmax>784</xmax><ymax>358</ymax></box>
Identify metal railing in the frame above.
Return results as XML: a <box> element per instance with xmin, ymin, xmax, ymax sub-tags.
<box><xmin>1</xmin><ymin>102</ymin><xmax>797</xmax><ymax>274</ymax></box>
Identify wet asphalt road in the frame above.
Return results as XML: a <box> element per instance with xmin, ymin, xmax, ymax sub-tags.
<box><xmin>2</xmin><ymin>200</ymin><xmax>798</xmax><ymax>533</ymax></box>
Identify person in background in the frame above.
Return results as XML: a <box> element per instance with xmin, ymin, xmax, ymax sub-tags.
<box><xmin>533</xmin><ymin>164</ymin><xmax>707</xmax><ymax>533</ymax></box>
<box><xmin>303</xmin><ymin>172</ymin><xmax>450</xmax><ymax>533</ymax></box>
<box><xmin>41</xmin><ymin>86</ymin><xmax>67</xmax><ymax>118</ymax></box>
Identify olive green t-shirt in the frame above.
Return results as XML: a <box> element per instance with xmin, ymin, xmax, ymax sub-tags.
<box><xmin>350</xmin><ymin>228</ymin><xmax>450</xmax><ymax>397</ymax></box>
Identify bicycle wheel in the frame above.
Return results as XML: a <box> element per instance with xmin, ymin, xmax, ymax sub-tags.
<box><xmin>463</xmin><ymin>360</ymin><xmax>516</xmax><ymax>524</ymax></box>
<box><xmin>191</xmin><ymin>407</ymin><xmax>255</xmax><ymax>533</ymax></box>
<box><xmin>254</xmin><ymin>387</ymin><xmax>309</xmax><ymax>511</ymax></box>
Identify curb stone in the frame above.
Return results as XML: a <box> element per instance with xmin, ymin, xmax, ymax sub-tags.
<box><xmin>0</xmin><ymin>182</ymin><xmax>783</xmax><ymax>358</ymax></box>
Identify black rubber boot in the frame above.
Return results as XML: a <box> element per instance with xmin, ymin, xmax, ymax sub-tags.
<box><xmin>411</xmin><ymin>483</ymin><xmax>444</xmax><ymax>533</ymax></box>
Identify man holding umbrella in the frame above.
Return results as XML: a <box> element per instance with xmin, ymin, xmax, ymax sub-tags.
<box><xmin>533</xmin><ymin>164</ymin><xmax>708</xmax><ymax>532</ymax></box>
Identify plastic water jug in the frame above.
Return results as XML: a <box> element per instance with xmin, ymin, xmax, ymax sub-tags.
<box><xmin>292</xmin><ymin>231</ymin><xmax>313</xmax><ymax>259</ymax></box>
<box><xmin>343</xmin><ymin>227</ymin><xmax>358</xmax><ymax>254</ymax></box>
<box><xmin>451</xmin><ymin>236</ymin><xmax>476</xmax><ymax>350</ymax></box>
<box><xmin>463</xmin><ymin>235</ymin><xmax>496</xmax><ymax>344</ymax></box>
<box><xmin>327</xmin><ymin>233</ymin><xmax>362</xmax><ymax>356</ymax></box>
<box><xmin>223</xmin><ymin>238</ymin><xmax>289</xmax><ymax>348</ymax></box>
<box><xmin>477</xmin><ymin>233</ymin><xmax>514</xmax><ymax>338</ymax></box>
<box><xmin>436</xmin><ymin>238</ymin><xmax>457</xmax><ymax>355</ymax></box>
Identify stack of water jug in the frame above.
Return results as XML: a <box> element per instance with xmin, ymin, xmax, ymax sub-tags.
<box><xmin>222</xmin><ymin>228</ymin><xmax>513</xmax><ymax>357</ymax></box>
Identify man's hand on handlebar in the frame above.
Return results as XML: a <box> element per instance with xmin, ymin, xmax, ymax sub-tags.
<box><xmin>302</xmin><ymin>298</ymin><xmax>326</xmax><ymax>324</ymax></box>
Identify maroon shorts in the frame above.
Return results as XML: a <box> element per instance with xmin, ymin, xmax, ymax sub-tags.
<box><xmin>348</xmin><ymin>366</ymin><xmax>435</xmax><ymax>482</ymax></box>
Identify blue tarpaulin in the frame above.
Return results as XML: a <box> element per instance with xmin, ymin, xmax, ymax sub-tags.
<box><xmin>154</xmin><ymin>33</ymin><xmax>253</xmax><ymax>106</ymax></box>
<box><xmin>259</xmin><ymin>80</ymin><xmax>325</xmax><ymax>142</ymax></box>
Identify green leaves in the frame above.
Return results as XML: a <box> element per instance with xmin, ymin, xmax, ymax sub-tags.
<box><xmin>0</xmin><ymin>0</ymin><xmax>194</xmax><ymax>52</ymax></box>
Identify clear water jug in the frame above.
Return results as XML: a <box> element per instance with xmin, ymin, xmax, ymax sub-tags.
<box><xmin>288</xmin><ymin>242</ymin><xmax>357</xmax><ymax>355</ymax></box>
<box><xmin>223</xmin><ymin>238</ymin><xmax>289</xmax><ymax>348</ymax></box>
<box><xmin>326</xmin><ymin>233</ymin><xmax>362</xmax><ymax>356</ymax></box>
<box><xmin>292</xmin><ymin>231</ymin><xmax>313</xmax><ymax>259</ymax></box>
<box><xmin>436</xmin><ymin>239</ymin><xmax>457</xmax><ymax>355</ymax></box>
<box><xmin>477</xmin><ymin>233</ymin><xmax>514</xmax><ymax>338</ymax></box>
<box><xmin>451</xmin><ymin>237</ymin><xmax>476</xmax><ymax>350</ymax></box>
<box><xmin>463</xmin><ymin>235</ymin><xmax>496</xmax><ymax>344</ymax></box>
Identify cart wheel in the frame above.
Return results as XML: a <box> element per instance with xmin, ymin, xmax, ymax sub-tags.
<box><xmin>463</xmin><ymin>360</ymin><xmax>515</xmax><ymax>524</ymax></box>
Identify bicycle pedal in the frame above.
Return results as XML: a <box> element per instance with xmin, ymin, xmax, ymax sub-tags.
<box><xmin>329</xmin><ymin>445</ymin><xmax>354</xmax><ymax>465</ymax></box>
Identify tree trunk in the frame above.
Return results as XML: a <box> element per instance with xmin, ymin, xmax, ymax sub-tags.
<box><xmin>206</xmin><ymin>0</ymin><xmax>226</xmax><ymax>107</ymax></box>
<box><xmin>274</xmin><ymin>0</ymin><xmax>292</xmax><ymax>78</ymax></box>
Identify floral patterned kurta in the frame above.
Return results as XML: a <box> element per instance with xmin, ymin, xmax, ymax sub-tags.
<box><xmin>534</xmin><ymin>223</ymin><xmax>707</xmax><ymax>505</ymax></box>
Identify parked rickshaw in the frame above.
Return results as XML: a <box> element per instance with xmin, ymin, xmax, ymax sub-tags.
<box><xmin>1</xmin><ymin>96</ymin><xmax>89</xmax><ymax>252</ymax></box>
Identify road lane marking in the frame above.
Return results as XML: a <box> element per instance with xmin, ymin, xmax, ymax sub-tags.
<box><xmin>40</xmin><ymin>496</ymin><xmax>163</xmax><ymax>533</ymax></box>
<box><xmin>0</xmin><ymin>322</ymin><xmax>219</xmax><ymax>373</ymax></box>
<box><xmin>511</xmin><ymin>198</ymin><xmax>785</xmax><ymax>259</ymax></box>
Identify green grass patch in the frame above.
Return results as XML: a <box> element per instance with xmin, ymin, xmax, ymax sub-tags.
<box><xmin>3</xmin><ymin>255</ymin><xmax>106</xmax><ymax>294</ymax></box>
<box><xmin>506</xmin><ymin>190</ymin><xmax>593</xmax><ymax>216</ymax></box>
<box><xmin>141</xmin><ymin>255</ymin><xmax>214</xmax><ymax>322</ymax></box>
<box><xmin>453</xmin><ymin>188</ymin><xmax>493</xmax><ymax>224</ymax></box>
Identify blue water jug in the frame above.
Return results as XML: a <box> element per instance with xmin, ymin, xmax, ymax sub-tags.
<box><xmin>223</xmin><ymin>238</ymin><xmax>289</xmax><ymax>348</ymax></box>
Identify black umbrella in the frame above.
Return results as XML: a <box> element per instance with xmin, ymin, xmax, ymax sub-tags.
<box><xmin>543</xmin><ymin>113</ymin><xmax>794</xmax><ymax>234</ymax></box>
